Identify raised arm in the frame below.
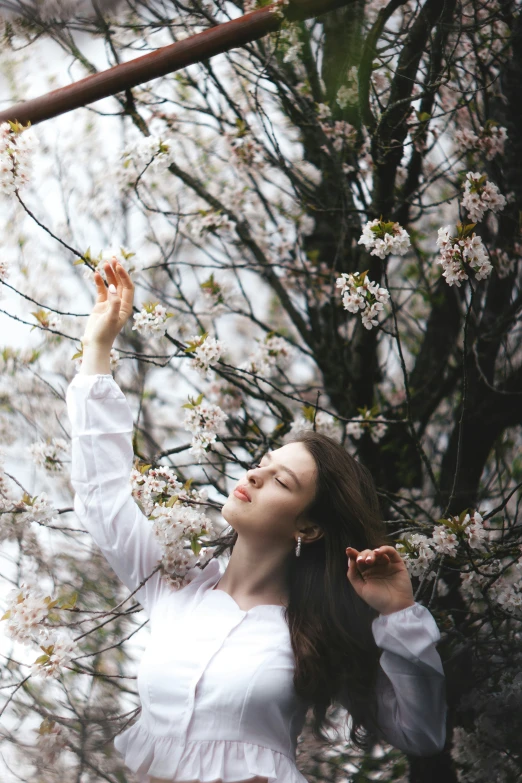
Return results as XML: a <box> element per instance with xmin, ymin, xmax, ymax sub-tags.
<box><xmin>66</xmin><ymin>368</ymin><xmax>168</xmax><ymax>618</ymax></box>
<box><xmin>66</xmin><ymin>259</ymin><xmax>167</xmax><ymax>618</ymax></box>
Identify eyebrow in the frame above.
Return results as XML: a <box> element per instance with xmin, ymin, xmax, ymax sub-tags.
<box><xmin>263</xmin><ymin>450</ymin><xmax>302</xmax><ymax>489</ymax></box>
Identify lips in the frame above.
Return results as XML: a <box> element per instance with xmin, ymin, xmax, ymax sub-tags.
<box><xmin>234</xmin><ymin>485</ymin><xmax>251</xmax><ymax>502</ymax></box>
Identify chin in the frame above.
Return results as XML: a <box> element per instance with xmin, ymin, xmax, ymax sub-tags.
<box><xmin>220</xmin><ymin>498</ymin><xmax>244</xmax><ymax>528</ymax></box>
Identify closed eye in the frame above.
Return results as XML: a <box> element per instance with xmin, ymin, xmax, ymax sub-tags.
<box><xmin>255</xmin><ymin>463</ymin><xmax>288</xmax><ymax>489</ymax></box>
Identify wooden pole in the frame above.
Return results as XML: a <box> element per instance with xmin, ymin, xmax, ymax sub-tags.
<box><xmin>0</xmin><ymin>0</ymin><xmax>353</xmax><ymax>127</ymax></box>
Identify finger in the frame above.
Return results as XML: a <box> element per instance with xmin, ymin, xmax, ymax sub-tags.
<box><xmin>356</xmin><ymin>549</ymin><xmax>373</xmax><ymax>566</ymax></box>
<box><xmin>106</xmin><ymin>260</ymin><xmax>134</xmax><ymax>309</ymax></box>
<box><xmin>353</xmin><ymin>548</ymin><xmax>388</xmax><ymax>568</ymax></box>
<box><xmin>104</xmin><ymin>260</ymin><xmax>120</xmax><ymax>289</ymax></box>
<box><xmin>373</xmin><ymin>545</ymin><xmax>402</xmax><ymax>564</ymax></box>
<box><xmin>114</xmin><ymin>262</ymin><xmax>134</xmax><ymax>310</ymax></box>
<box><xmin>93</xmin><ymin>270</ymin><xmax>108</xmax><ymax>300</ymax></box>
<box><xmin>346</xmin><ymin>554</ymin><xmax>364</xmax><ymax>583</ymax></box>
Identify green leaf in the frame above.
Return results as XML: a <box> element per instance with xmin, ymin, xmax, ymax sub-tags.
<box><xmin>302</xmin><ymin>405</ymin><xmax>316</xmax><ymax>423</ymax></box>
<box><xmin>59</xmin><ymin>592</ymin><xmax>78</xmax><ymax>610</ymax></box>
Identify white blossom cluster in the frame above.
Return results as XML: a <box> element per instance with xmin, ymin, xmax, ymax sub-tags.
<box><xmin>336</xmin><ymin>67</ymin><xmax>359</xmax><ymax>108</ymax></box>
<box><xmin>183</xmin><ymin>397</ymin><xmax>229</xmax><ymax>462</ymax></box>
<box><xmin>132</xmin><ymin>303</ymin><xmax>172</xmax><ymax>337</ymax></box>
<box><xmin>224</xmin><ymin>131</ymin><xmax>265</xmax><ymax>170</ymax></box>
<box><xmin>82</xmin><ymin>246</ymin><xmax>143</xmax><ymax>284</ymax></box>
<box><xmin>489</xmin><ymin>565</ymin><xmax>522</xmax><ymax>613</ymax></box>
<box><xmin>397</xmin><ymin>511</ymin><xmax>489</xmax><ymax>579</ymax></box>
<box><xmin>35</xmin><ymin>719</ymin><xmax>68</xmax><ymax>766</ymax></box>
<box><xmin>34</xmin><ymin>311</ymin><xmax>62</xmax><ymax>334</ymax></box>
<box><xmin>346</xmin><ymin>409</ymin><xmax>388</xmax><ymax>442</ymax></box>
<box><xmin>431</xmin><ymin>524</ymin><xmax>459</xmax><ymax>556</ymax></box>
<box><xmin>460</xmin><ymin>559</ymin><xmax>522</xmax><ymax>614</ymax></box>
<box><xmin>31</xmin><ymin>629</ymin><xmax>78</xmax><ymax>679</ymax></box>
<box><xmin>130</xmin><ymin>463</ymin><xmax>214</xmax><ymax>586</ymax></box>
<box><xmin>122</xmin><ymin>134</ymin><xmax>177</xmax><ymax>173</ymax></box>
<box><xmin>278</xmin><ymin>22</ymin><xmax>304</xmax><ymax>64</ymax></box>
<box><xmin>489</xmin><ymin>246</ymin><xmax>518</xmax><ymax>278</ymax></box>
<box><xmin>130</xmin><ymin>465</ymin><xmax>184</xmax><ymax>517</ymax></box>
<box><xmin>316</xmin><ymin>103</ymin><xmax>357</xmax><ymax>154</ymax></box>
<box><xmin>0</xmin><ymin>0</ymin><xmax>125</xmax><ymax>22</ymax></box>
<box><xmin>460</xmin><ymin>568</ymin><xmax>489</xmax><ymax>601</ymax></box>
<box><xmin>0</xmin><ymin>121</ymin><xmax>38</xmax><ymax>196</ymax></box>
<box><xmin>185</xmin><ymin>334</ymin><xmax>227</xmax><ymax>379</ymax></box>
<box><xmin>288</xmin><ymin>410</ymin><xmax>342</xmax><ymax>442</ymax></box>
<box><xmin>454</xmin><ymin>124</ymin><xmax>507</xmax><ymax>160</ymax></box>
<box><xmin>199</xmin><ymin>274</ymin><xmax>237</xmax><ymax>316</ymax></box>
<box><xmin>27</xmin><ymin>438</ymin><xmax>69</xmax><ymax>473</ymax></box>
<box><xmin>15</xmin><ymin>492</ymin><xmax>58</xmax><ymax>525</ymax></box>
<box><xmin>436</xmin><ymin>226</ymin><xmax>492</xmax><ymax>286</ymax></box>
<box><xmin>240</xmin><ymin>334</ymin><xmax>292</xmax><ymax>376</ymax></box>
<box><xmin>461</xmin><ymin>510</ymin><xmax>488</xmax><ymax>549</ymax></box>
<box><xmin>451</xmin><ymin>670</ymin><xmax>522</xmax><ymax>781</ymax></box>
<box><xmin>358</xmin><ymin>218</ymin><xmax>411</xmax><ymax>259</ymax></box>
<box><xmin>0</xmin><ymin>255</ymin><xmax>10</xmax><ymax>283</ymax></box>
<box><xmin>149</xmin><ymin>502</ymin><xmax>217</xmax><ymax>589</ymax></box>
<box><xmin>188</xmin><ymin>209</ymin><xmax>235</xmax><ymax>237</ymax></box>
<box><xmin>2</xmin><ymin>583</ymin><xmax>53</xmax><ymax>645</ymax></box>
<box><xmin>0</xmin><ymin>491</ymin><xmax>58</xmax><ymax>543</ymax></box>
<box><xmin>462</xmin><ymin>171</ymin><xmax>506</xmax><ymax>223</ymax></box>
<box><xmin>396</xmin><ymin>533</ymin><xmax>437</xmax><ymax>578</ymax></box>
<box><xmin>336</xmin><ymin>271</ymin><xmax>390</xmax><ymax>330</ymax></box>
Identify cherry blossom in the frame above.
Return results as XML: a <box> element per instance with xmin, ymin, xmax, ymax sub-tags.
<box><xmin>346</xmin><ymin>407</ymin><xmax>388</xmax><ymax>443</ymax></box>
<box><xmin>0</xmin><ymin>121</ymin><xmax>38</xmax><ymax>195</ymax></box>
<box><xmin>239</xmin><ymin>334</ymin><xmax>293</xmax><ymax>376</ymax></box>
<box><xmin>132</xmin><ymin>302</ymin><xmax>173</xmax><ymax>337</ymax></box>
<box><xmin>31</xmin><ymin>629</ymin><xmax>78</xmax><ymax>679</ymax></box>
<box><xmin>396</xmin><ymin>533</ymin><xmax>437</xmax><ymax>579</ymax></box>
<box><xmin>182</xmin><ymin>394</ymin><xmax>228</xmax><ymax>462</ymax></box>
<box><xmin>436</xmin><ymin>224</ymin><xmax>492</xmax><ymax>286</ymax></box>
<box><xmin>27</xmin><ymin>438</ymin><xmax>69</xmax><ymax>473</ymax></box>
<box><xmin>336</xmin><ymin>270</ymin><xmax>390</xmax><ymax>330</ymax></box>
<box><xmin>358</xmin><ymin>219</ymin><xmax>411</xmax><ymax>259</ymax></box>
<box><xmin>287</xmin><ymin>407</ymin><xmax>342</xmax><ymax>442</ymax></box>
<box><xmin>185</xmin><ymin>333</ymin><xmax>227</xmax><ymax>379</ymax></box>
<box><xmin>454</xmin><ymin>123</ymin><xmax>507</xmax><ymax>160</ymax></box>
<box><xmin>462</xmin><ymin>172</ymin><xmax>506</xmax><ymax>223</ymax></box>
<box><xmin>1</xmin><ymin>583</ymin><xmax>53</xmax><ymax>645</ymax></box>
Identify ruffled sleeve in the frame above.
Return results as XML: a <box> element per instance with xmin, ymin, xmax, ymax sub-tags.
<box><xmin>65</xmin><ymin>372</ymin><xmax>167</xmax><ymax>618</ymax></box>
<box><xmin>371</xmin><ymin>601</ymin><xmax>447</xmax><ymax>756</ymax></box>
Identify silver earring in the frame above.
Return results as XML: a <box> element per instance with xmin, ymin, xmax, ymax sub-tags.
<box><xmin>295</xmin><ymin>536</ymin><xmax>302</xmax><ymax>557</ymax></box>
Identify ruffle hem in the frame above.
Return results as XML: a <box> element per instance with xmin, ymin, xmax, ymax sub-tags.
<box><xmin>114</xmin><ymin>720</ymin><xmax>308</xmax><ymax>782</ymax></box>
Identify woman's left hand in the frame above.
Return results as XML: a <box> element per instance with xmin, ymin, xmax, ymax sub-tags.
<box><xmin>345</xmin><ymin>545</ymin><xmax>415</xmax><ymax>615</ymax></box>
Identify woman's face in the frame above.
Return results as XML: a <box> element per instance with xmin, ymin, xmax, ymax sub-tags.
<box><xmin>221</xmin><ymin>442</ymin><xmax>318</xmax><ymax>546</ymax></box>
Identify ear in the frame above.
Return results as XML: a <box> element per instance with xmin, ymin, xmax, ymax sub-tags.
<box><xmin>298</xmin><ymin>521</ymin><xmax>324</xmax><ymax>543</ymax></box>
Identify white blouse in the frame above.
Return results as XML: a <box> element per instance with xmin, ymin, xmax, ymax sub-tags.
<box><xmin>66</xmin><ymin>373</ymin><xmax>447</xmax><ymax>783</ymax></box>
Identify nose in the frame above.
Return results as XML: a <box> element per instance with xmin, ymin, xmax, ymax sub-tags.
<box><xmin>246</xmin><ymin>467</ymin><xmax>261</xmax><ymax>484</ymax></box>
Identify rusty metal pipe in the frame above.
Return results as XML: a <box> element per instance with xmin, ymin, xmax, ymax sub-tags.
<box><xmin>0</xmin><ymin>0</ymin><xmax>353</xmax><ymax>126</ymax></box>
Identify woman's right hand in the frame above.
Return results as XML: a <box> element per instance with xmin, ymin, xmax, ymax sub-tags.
<box><xmin>82</xmin><ymin>258</ymin><xmax>135</xmax><ymax>349</ymax></box>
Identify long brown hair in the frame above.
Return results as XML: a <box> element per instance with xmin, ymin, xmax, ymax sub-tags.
<box><xmin>208</xmin><ymin>429</ymin><xmax>391</xmax><ymax>750</ymax></box>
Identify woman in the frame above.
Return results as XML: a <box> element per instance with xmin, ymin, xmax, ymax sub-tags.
<box><xmin>66</xmin><ymin>258</ymin><xmax>447</xmax><ymax>783</ymax></box>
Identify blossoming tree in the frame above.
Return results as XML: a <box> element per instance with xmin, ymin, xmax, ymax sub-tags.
<box><xmin>0</xmin><ymin>1</ymin><xmax>521</xmax><ymax>781</ymax></box>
